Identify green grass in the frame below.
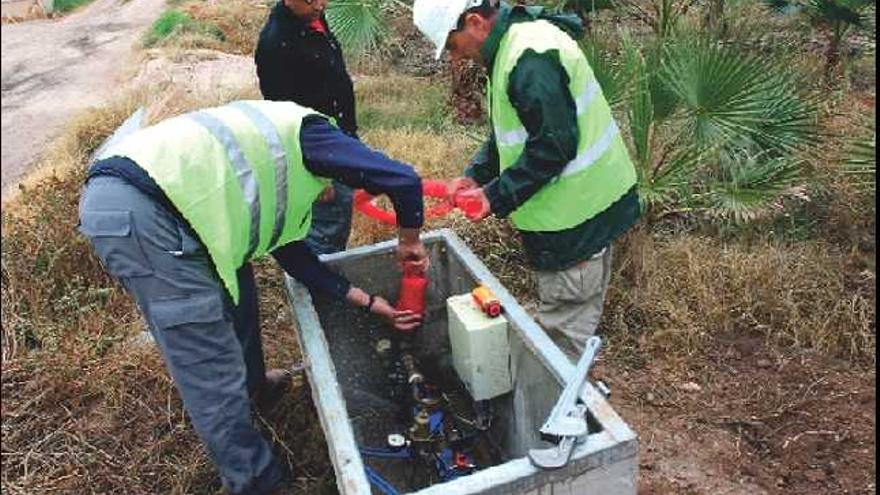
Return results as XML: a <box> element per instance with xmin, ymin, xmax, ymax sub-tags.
<box><xmin>142</xmin><ymin>9</ymin><xmax>225</xmax><ymax>49</ymax></box>
<box><xmin>53</xmin><ymin>0</ymin><xmax>94</xmax><ymax>13</ymax></box>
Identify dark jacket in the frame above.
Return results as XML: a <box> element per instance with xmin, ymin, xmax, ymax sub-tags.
<box><xmin>466</xmin><ymin>4</ymin><xmax>641</xmax><ymax>271</ymax></box>
<box><xmin>255</xmin><ymin>2</ymin><xmax>358</xmax><ymax>137</ymax></box>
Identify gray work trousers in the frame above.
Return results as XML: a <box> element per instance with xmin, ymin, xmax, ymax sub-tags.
<box><xmin>536</xmin><ymin>247</ymin><xmax>613</xmax><ymax>360</ymax></box>
<box><xmin>78</xmin><ymin>176</ymin><xmax>285</xmax><ymax>495</ymax></box>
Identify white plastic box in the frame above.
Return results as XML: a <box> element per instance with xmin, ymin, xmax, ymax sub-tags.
<box><xmin>446</xmin><ymin>293</ymin><xmax>512</xmax><ymax>401</ymax></box>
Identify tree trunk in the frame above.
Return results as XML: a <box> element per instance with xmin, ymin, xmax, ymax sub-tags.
<box><xmin>823</xmin><ymin>25</ymin><xmax>842</xmax><ymax>84</ymax></box>
<box><xmin>703</xmin><ymin>0</ymin><xmax>727</xmax><ymax>37</ymax></box>
<box><xmin>450</xmin><ymin>58</ymin><xmax>486</xmax><ymax>125</ymax></box>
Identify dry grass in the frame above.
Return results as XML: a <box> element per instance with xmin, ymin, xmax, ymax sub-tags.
<box><xmin>355</xmin><ymin>74</ymin><xmax>453</xmax><ymax>132</ymax></box>
<box><xmin>805</xmin><ymin>89</ymin><xmax>877</xmax><ymax>250</ymax></box>
<box><xmin>605</xmin><ymin>230</ymin><xmax>875</xmax><ymax>365</ymax></box>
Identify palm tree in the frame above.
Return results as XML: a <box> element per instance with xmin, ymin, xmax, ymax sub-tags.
<box><xmin>584</xmin><ymin>34</ymin><xmax>819</xmax><ymax>222</ymax></box>
<box><xmin>763</xmin><ymin>0</ymin><xmax>875</xmax><ymax>82</ymax></box>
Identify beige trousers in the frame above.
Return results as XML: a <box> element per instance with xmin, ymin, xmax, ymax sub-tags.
<box><xmin>536</xmin><ymin>246</ymin><xmax>613</xmax><ymax>359</ymax></box>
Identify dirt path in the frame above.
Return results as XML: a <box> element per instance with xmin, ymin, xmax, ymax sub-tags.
<box><xmin>1</xmin><ymin>0</ymin><xmax>167</xmax><ymax>200</ymax></box>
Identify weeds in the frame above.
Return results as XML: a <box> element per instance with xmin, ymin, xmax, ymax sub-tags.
<box><xmin>145</xmin><ymin>0</ymin><xmax>273</xmax><ymax>55</ymax></box>
<box><xmin>143</xmin><ymin>9</ymin><xmax>225</xmax><ymax>49</ymax></box>
<box><xmin>53</xmin><ymin>0</ymin><xmax>94</xmax><ymax>13</ymax></box>
<box><xmin>605</xmin><ymin>232</ymin><xmax>876</xmax><ymax>364</ymax></box>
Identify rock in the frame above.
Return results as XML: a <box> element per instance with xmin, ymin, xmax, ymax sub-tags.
<box><xmin>678</xmin><ymin>382</ymin><xmax>702</xmax><ymax>393</ymax></box>
<box><xmin>131</xmin><ymin>49</ymin><xmax>258</xmax><ymax>96</ymax></box>
<box><xmin>646</xmin><ymin>392</ymin><xmax>656</xmax><ymax>402</ymax></box>
<box><xmin>757</xmin><ymin>358</ymin><xmax>773</xmax><ymax>368</ymax></box>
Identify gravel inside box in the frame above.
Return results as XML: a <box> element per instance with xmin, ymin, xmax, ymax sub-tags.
<box><xmin>312</xmin><ymin>295</ymin><xmax>505</xmax><ymax>493</ymax></box>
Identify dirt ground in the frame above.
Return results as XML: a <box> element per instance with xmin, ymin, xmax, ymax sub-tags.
<box><xmin>0</xmin><ymin>0</ymin><xmax>166</xmax><ymax>200</ymax></box>
<box><xmin>596</xmin><ymin>333</ymin><xmax>876</xmax><ymax>495</ymax></box>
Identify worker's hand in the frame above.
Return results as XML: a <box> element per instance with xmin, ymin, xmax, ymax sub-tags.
<box><xmin>317</xmin><ymin>185</ymin><xmax>336</xmax><ymax>203</ymax></box>
<box><xmin>370</xmin><ymin>296</ymin><xmax>423</xmax><ymax>332</ymax></box>
<box><xmin>397</xmin><ymin>228</ymin><xmax>430</xmax><ymax>273</ymax></box>
<box><xmin>446</xmin><ymin>176</ymin><xmax>479</xmax><ymax>200</ymax></box>
<box><xmin>454</xmin><ymin>188</ymin><xmax>491</xmax><ymax>222</ymax></box>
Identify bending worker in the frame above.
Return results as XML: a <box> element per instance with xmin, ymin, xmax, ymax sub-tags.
<box><xmin>256</xmin><ymin>0</ymin><xmax>359</xmax><ymax>255</ymax></box>
<box><xmin>413</xmin><ymin>0</ymin><xmax>641</xmax><ymax>357</ymax></box>
<box><xmin>79</xmin><ymin>100</ymin><xmax>427</xmax><ymax>494</ymax></box>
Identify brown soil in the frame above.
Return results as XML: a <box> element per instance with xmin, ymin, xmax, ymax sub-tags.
<box><xmin>596</xmin><ymin>333</ymin><xmax>876</xmax><ymax>495</ymax></box>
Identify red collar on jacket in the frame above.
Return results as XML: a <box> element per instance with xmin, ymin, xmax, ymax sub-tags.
<box><xmin>309</xmin><ymin>18</ymin><xmax>327</xmax><ymax>34</ymax></box>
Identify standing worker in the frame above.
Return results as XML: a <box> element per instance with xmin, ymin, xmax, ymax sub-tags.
<box><xmin>412</xmin><ymin>0</ymin><xmax>641</xmax><ymax>357</ymax></box>
<box><xmin>79</xmin><ymin>100</ymin><xmax>428</xmax><ymax>494</ymax></box>
<box><xmin>256</xmin><ymin>0</ymin><xmax>358</xmax><ymax>255</ymax></box>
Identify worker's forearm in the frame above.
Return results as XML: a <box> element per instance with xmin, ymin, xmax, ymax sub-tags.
<box><xmin>301</xmin><ymin>117</ymin><xmax>424</xmax><ymax>228</ymax></box>
<box><xmin>398</xmin><ymin>227</ymin><xmax>421</xmax><ymax>245</ymax></box>
<box><xmin>345</xmin><ymin>286</ymin><xmax>370</xmax><ymax>308</ymax></box>
<box><xmin>271</xmin><ymin>241</ymin><xmax>351</xmax><ymax>300</ymax></box>
<box><xmin>464</xmin><ymin>137</ymin><xmax>500</xmax><ymax>185</ymax></box>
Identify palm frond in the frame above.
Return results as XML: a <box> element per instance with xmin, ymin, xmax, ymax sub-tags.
<box><xmin>660</xmin><ymin>39</ymin><xmax>817</xmax><ymax>156</ymax></box>
<box><xmin>763</xmin><ymin>0</ymin><xmax>874</xmax><ymax>26</ymax></box>
<box><xmin>581</xmin><ymin>37</ymin><xmax>636</xmax><ymax>107</ymax></box>
<box><xmin>807</xmin><ymin>0</ymin><xmax>873</xmax><ymax>26</ymax></box>
<box><xmin>639</xmin><ymin>143</ymin><xmax>709</xmax><ymax>209</ymax></box>
<box><xmin>628</xmin><ymin>55</ymin><xmax>655</xmax><ymax>167</ymax></box>
<box><xmin>702</xmin><ymin>149</ymin><xmax>805</xmax><ymax>222</ymax></box>
<box><xmin>843</xmin><ymin>133</ymin><xmax>876</xmax><ymax>193</ymax></box>
<box><xmin>326</xmin><ymin>0</ymin><xmax>388</xmax><ymax>59</ymax></box>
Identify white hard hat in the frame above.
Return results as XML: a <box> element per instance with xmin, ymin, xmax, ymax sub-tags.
<box><xmin>413</xmin><ymin>0</ymin><xmax>485</xmax><ymax>60</ymax></box>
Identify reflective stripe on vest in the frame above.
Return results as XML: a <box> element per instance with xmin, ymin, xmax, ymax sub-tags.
<box><xmin>489</xmin><ymin>20</ymin><xmax>638</xmax><ymax>232</ymax></box>
<box><xmin>189</xmin><ymin>111</ymin><xmax>262</xmax><ymax>261</ymax></box>
<box><xmin>229</xmin><ymin>101</ymin><xmax>289</xmax><ymax>251</ymax></box>
<box><xmin>495</xmin><ymin>79</ymin><xmax>604</xmax><ymax>149</ymax></box>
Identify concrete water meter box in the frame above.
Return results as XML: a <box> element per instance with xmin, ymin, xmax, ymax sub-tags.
<box><xmin>285</xmin><ymin>229</ymin><xmax>638</xmax><ymax>495</ymax></box>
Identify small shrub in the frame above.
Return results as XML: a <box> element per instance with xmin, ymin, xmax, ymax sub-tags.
<box><xmin>53</xmin><ymin>0</ymin><xmax>94</xmax><ymax>13</ymax></box>
<box><xmin>180</xmin><ymin>0</ymin><xmax>273</xmax><ymax>55</ymax></box>
<box><xmin>143</xmin><ymin>9</ymin><xmax>225</xmax><ymax>49</ymax></box>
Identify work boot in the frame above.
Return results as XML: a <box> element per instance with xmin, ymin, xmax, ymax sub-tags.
<box><xmin>253</xmin><ymin>369</ymin><xmax>292</xmax><ymax>416</ymax></box>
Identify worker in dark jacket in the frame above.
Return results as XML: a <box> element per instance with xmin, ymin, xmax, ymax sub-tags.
<box><xmin>255</xmin><ymin>0</ymin><xmax>358</xmax><ymax>255</ymax></box>
<box><xmin>79</xmin><ymin>100</ymin><xmax>427</xmax><ymax>495</ymax></box>
<box><xmin>413</xmin><ymin>0</ymin><xmax>641</xmax><ymax>358</ymax></box>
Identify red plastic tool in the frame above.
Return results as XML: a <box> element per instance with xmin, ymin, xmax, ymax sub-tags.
<box><xmin>395</xmin><ymin>262</ymin><xmax>428</xmax><ymax>330</ymax></box>
<box><xmin>354</xmin><ymin>180</ymin><xmax>454</xmax><ymax>226</ymax></box>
